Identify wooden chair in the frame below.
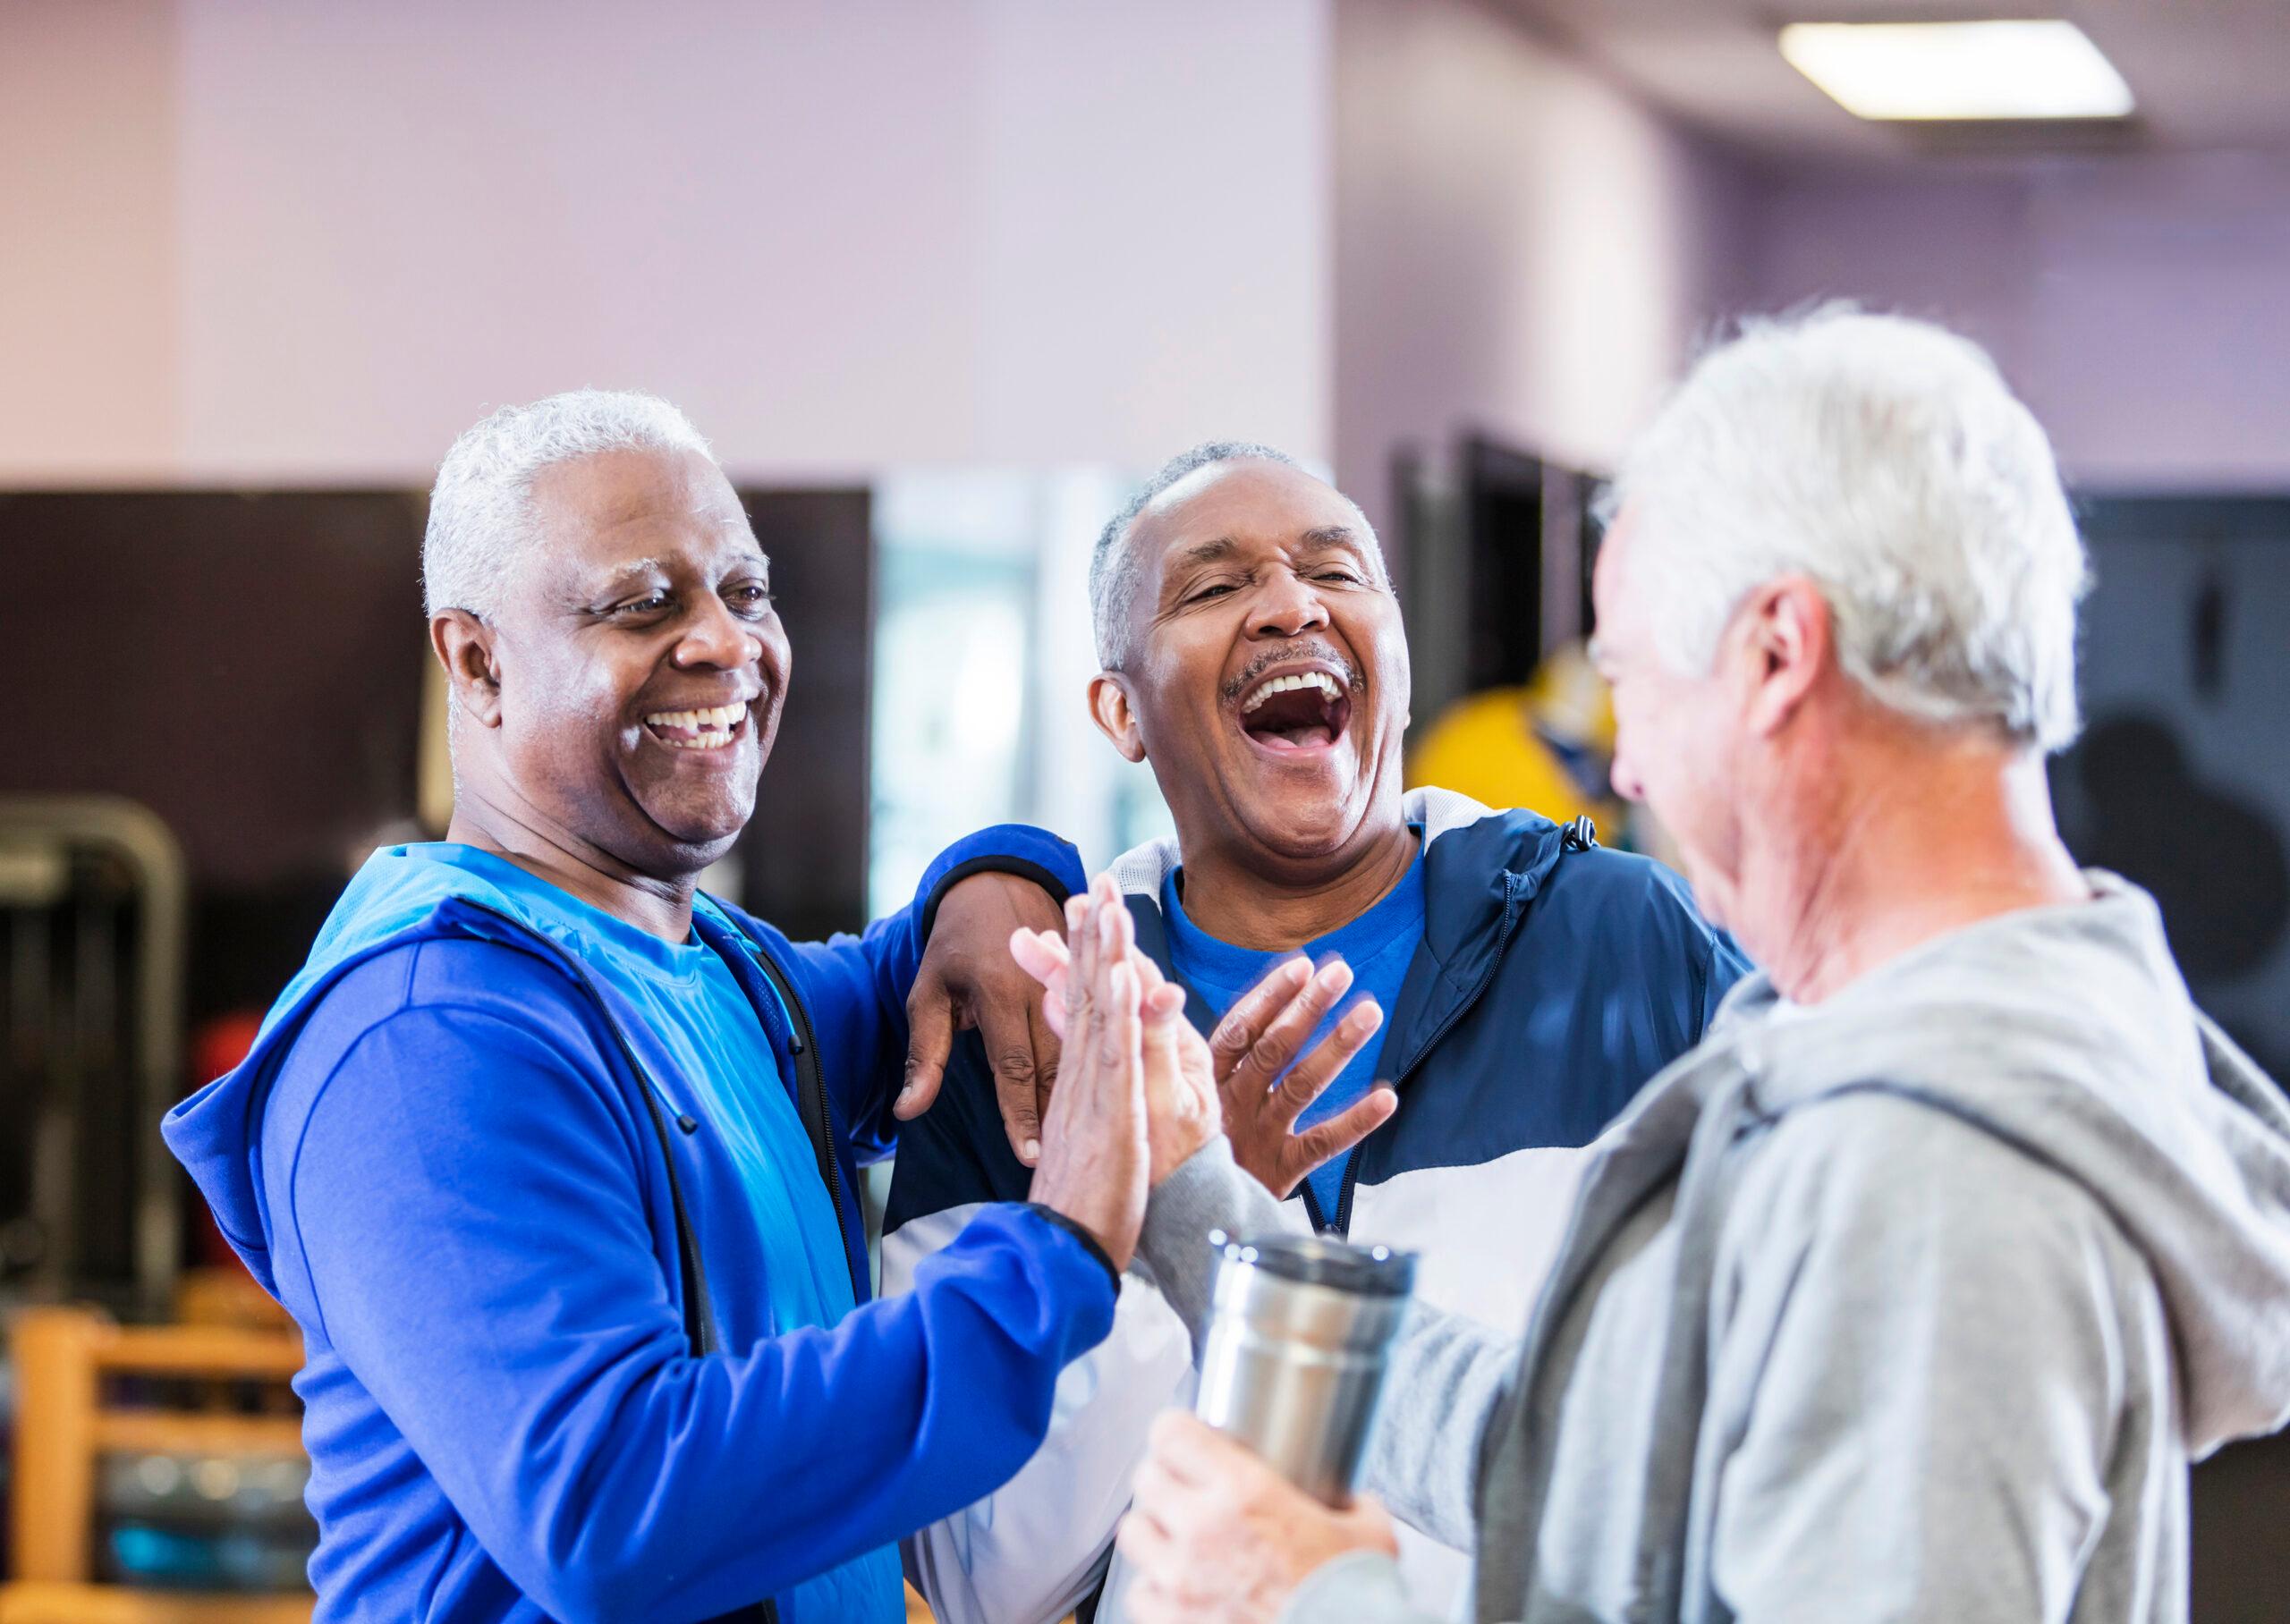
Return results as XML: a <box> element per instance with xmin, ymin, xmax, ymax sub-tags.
<box><xmin>3</xmin><ymin>1306</ymin><xmax>311</xmax><ymax>1624</ymax></box>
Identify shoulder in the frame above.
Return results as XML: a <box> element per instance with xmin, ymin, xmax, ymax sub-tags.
<box><xmin>1738</xmin><ymin>1088</ymin><xmax>2133</xmax><ymax>1275</ymax></box>
<box><xmin>270</xmin><ymin>936</ymin><xmax>619</xmax><ymax>1127</ymax></box>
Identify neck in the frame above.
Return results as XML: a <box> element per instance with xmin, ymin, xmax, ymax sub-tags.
<box><xmin>1175</xmin><ymin>813</ymin><xmax>1419</xmax><ymax>952</ymax></box>
<box><xmin>446</xmin><ymin>781</ymin><xmax>696</xmax><ymax>943</ymax></box>
<box><xmin>1750</xmin><ymin>725</ymin><xmax>2086</xmax><ymax>1003</ymax></box>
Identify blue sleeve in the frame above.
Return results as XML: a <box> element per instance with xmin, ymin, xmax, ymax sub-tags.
<box><xmin>771</xmin><ymin>824</ymin><xmax>1086</xmax><ymax>1161</ymax></box>
<box><xmin>1702</xmin><ymin>928</ymin><xmax>1754</xmax><ymax>1032</ymax></box>
<box><xmin>275</xmin><ymin>984</ymin><xmax>1115</xmax><ymax>1624</ymax></box>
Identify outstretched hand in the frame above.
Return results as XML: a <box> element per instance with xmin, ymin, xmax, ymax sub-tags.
<box><xmin>1028</xmin><ymin>877</ymin><xmax>1152</xmax><ymax>1271</ymax></box>
<box><xmin>1206</xmin><ymin>957</ymin><xmax>1397</xmax><ymax>1199</ymax></box>
<box><xmin>1011</xmin><ymin>908</ymin><xmax>1396</xmax><ymax>1198</ymax></box>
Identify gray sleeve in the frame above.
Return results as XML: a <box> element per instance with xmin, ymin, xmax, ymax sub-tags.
<box><xmin>1138</xmin><ymin>1138</ymin><xmax>1519</xmax><ymax>1554</ymax></box>
<box><xmin>1276</xmin><ymin>1552</ymin><xmax>1453</xmax><ymax>1624</ymax></box>
<box><xmin>1135</xmin><ymin>1136</ymin><xmax>1290</xmax><ymax>1350</ymax></box>
<box><xmin>1709</xmin><ymin>1095</ymin><xmax>2145</xmax><ymax>1624</ymax></box>
<box><xmin>1362</xmin><ymin>1302</ymin><xmax>1516</xmax><ymax>1551</ymax></box>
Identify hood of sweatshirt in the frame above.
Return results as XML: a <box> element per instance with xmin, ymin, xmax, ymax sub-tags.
<box><xmin>1718</xmin><ymin>871</ymin><xmax>2290</xmax><ymax>1457</ymax></box>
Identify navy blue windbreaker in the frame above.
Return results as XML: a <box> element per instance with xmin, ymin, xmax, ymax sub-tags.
<box><xmin>882</xmin><ymin>789</ymin><xmax>1751</xmax><ymax>1622</ymax></box>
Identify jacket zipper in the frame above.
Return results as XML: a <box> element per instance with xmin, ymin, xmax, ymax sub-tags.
<box><xmin>1327</xmin><ymin>870</ymin><xmax>1530</xmax><ymax>1238</ymax></box>
<box><xmin>735</xmin><ymin>941</ymin><xmax>861</xmax><ymax>1298</ymax></box>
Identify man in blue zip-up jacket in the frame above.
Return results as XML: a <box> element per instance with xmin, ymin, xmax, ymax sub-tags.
<box><xmin>163</xmin><ymin>391</ymin><xmax>1140</xmax><ymax>1623</ymax></box>
<box><xmin>885</xmin><ymin>444</ymin><xmax>1749</xmax><ymax>1620</ymax></box>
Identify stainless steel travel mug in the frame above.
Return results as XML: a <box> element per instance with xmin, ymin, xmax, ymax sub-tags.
<box><xmin>1192</xmin><ymin>1231</ymin><xmax>1416</xmax><ymax>1507</ymax></box>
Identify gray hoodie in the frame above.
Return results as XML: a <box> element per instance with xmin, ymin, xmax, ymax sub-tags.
<box><xmin>1137</xmin><ymin>875</ymin><xmax>2290</xmax><ymax>1622</ymax></box>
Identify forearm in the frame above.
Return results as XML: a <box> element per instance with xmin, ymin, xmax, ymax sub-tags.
<box><xmin>1136</xmin><ymin>1137</ymin><xmax>1512</xmax><ymax>1552</ymax></box>
<box><xmin>1135</xmin><ymin>1135</ymin><xmax>1289</xmax><ymax>1351</ymax></box>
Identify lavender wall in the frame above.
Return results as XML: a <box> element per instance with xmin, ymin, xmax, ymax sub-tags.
<box><xmin>1743</xmin><ymin>152</ymin><xmax>2290</xmax><ymax>492</ymax></box>
<box><xmin>2</xmin><ymin>0</ymin><xmax>1333</xmax><ymax>486</ymax></box>
<box><xmin>1332</xmin><ymin>0</ymin><xmax>1753</xmax><ymax>540</ymax></box>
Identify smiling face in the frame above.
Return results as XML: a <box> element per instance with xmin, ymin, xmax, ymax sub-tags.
<box><xmin>458</xmin><ymin>445</ymin><xmax>788</xmax><ymax>880</ymax></box>
<box><xmin>1091</xmin><ymin>459</ymin><xmax>1410</xmax><ymax>874</ymax></box>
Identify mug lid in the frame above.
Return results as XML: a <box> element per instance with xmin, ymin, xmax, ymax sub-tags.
<box><xmin>1209</xmin><ymin>1230</ymin><xmax>1416</xmax><ymax>1298</ymax></box>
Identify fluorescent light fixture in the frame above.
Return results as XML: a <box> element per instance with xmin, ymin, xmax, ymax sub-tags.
<box><xmin>1779</xmin><ymin>20</ymin><xmax>2134</xmax><ymax>121</ymax></box>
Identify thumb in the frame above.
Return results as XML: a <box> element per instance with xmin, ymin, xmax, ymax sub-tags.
<box><xmin>897</xmin><ymin>990</ymin><xmax>956</xmax><ymax>1119</ymax></box>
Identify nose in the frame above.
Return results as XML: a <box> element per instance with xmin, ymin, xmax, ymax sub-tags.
<box><xmin>673</xmin><ymin>594</ymin><xmax>765</xmax><ymax>671</ymax></box>
<box><xmin>1247</xmin><ymin>570</ymin><xmax>1329</xmax><ymax>641</ymax></box>
<box><xmin>1610</xmin><ymin>750</ymin><xmax>1646</xmax><ymax>806</ymax></box>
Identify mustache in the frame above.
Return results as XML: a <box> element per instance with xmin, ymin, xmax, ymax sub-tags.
<box><xmin>1219</xmin><ymin>641</ymin><xmax>1366</xmax><ymax>706</ymax></box>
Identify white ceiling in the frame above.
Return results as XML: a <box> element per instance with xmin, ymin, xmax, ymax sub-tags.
<box><xmin>1501</xmin><ymin>0</ymin><xmax>2290</xmax><ymax>165</ymax></box>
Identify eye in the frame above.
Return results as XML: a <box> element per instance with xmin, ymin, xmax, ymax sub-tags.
<box><xmin>1315</xmin><ymin>569</ymin><xmax>1361</xmax><ymax>585</ymax></box>
<box><xmin>1185</xmin><ymin>581</ymin><xmax>1239</xmax><ymax>605</ymax></box>
<box><xmin>608</xmin><ymin>592</ymin><xmax>673</xmax><ymax>619</ymax></box>
<box><xmin>726</xmin><ymin>582</ymin><xmax>777</xmax><ymax>617</ymax></box>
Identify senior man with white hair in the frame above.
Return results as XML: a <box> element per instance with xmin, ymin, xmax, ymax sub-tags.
<box><xmin>163</xmin><ymin>389</ymin><xmax>1162</xmax><ymax>1624</ymax></box>
<box><xmin>1101</xmin><ymin>309</ymin><xmax>2290</xmax><ymax>1622</ymax></box>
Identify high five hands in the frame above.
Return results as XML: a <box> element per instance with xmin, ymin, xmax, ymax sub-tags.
<box><xmin>1012</xmin><ymin>875</ymin><xmax>1398</xmax><ymax>1207</ymax></box>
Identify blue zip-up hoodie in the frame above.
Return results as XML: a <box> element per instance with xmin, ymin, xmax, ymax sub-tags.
<box><xmin>163</xmin><ymin>825</ymin><xmax>1104</xmax><ymax>1624</ymax></box>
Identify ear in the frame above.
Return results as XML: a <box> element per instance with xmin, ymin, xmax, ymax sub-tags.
<box><xmin>431</xmin><ymin>610</ymin><xmax>505</xmax><ymax>730</ymax></box>
<box><xmin>1088</xmin><ymin>671</ymin><xmax>1147</xmax><ymax>763</ymax></box>
<box><xmin>1737</xmin><ymin>576</ymin><xmax>1830</xmax><ymax>738</ymax></box>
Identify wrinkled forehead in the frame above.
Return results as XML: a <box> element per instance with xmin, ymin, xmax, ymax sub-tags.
<box><xmin>522</xmin><ymin>447</ymin><xmax>760</xmax><ymax>594</ymax></box>
<box><xmin>1132</xmin><ymin>460</ymin><xmax>1382</xmax><ymax>585</ymax></box>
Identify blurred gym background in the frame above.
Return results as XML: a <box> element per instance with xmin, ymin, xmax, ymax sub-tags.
<box><xmin>3</xmin><ymin>2</ymin><xmax>2286</xmax><ymax>1618</ymax></box>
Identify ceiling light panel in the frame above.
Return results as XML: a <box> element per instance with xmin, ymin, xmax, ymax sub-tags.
<box><xmin>1778</xmin><ymin>20</ymin><xmax>2136</xmax><ymax>121</ymax></box>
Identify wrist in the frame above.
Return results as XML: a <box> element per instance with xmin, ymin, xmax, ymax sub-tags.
<box><xmin>918</xmin><ymin>856</ymin><xmax>1073</xmax><ymax>942</ymax></box>
<box><xmin>1022</xmin><ymin>1200</ymin><xmax>1124</xmax><ymax>1287</ymax></box>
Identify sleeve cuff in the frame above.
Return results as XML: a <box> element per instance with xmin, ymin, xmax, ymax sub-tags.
<box><xmin>1022</xmin><ymin>1202</ymin><xmax>1123</xmax><ymax>1292</ymax></box>
<box><xmin>915</xmin><ymin>831</ymin><xmax>1083</xmax><ymax>943</ymax></box>
<box><xmin>1276</xmin><ymin>1550</ymin><xmax>1419</xmax><ymax>1624</ymax></box>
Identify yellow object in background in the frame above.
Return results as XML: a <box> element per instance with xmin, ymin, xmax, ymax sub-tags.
<box><xmin>1408</xmin><ymin>642</ymin><xmax>1622</xmax><ymax>833</ymax></box>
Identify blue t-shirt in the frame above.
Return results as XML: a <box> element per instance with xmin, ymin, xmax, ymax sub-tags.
<box><xmin>1163</xmin><ymin>833</ymin><xmax>1426</xmax><ymax>1220</ymax></box>
<box><xmin>428</xmin><ymin>850</ymin><xmax>901</xmax><ymax>1620</ymax></box>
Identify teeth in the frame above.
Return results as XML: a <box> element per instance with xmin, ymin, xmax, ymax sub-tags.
<box><xmin>644</xmin><ymin>703</ymin><xmax>748</xmax><ymax>730</ymax></box>
<box><xmin>1241</xmin><ymin>671</ymin><xmax>1343</xmax><ymax>714</ymax></box>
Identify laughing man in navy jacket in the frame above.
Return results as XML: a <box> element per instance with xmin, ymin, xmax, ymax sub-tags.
<box><xmin>885</xmin><ymin>443</ymin><xmax>1751</xmax><ymax>1621</ymax></box>
<box><xmin>165</xmin><ymin>392</ymin><xmax>1140</xmax><ymax>1624</ymax></box>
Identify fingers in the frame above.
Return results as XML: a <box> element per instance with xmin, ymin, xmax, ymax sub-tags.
<box><xmin>1145</xmin><ymin>1408</ymin><xmax>1251</xmax><ymax>1485</ymax></box>
<box><xmin>1027</xmin><ymin>987</ymin><xmax>1062</xmax><ymax>1129</ymax></box>
<box><xmin>1267</xmin><ymin>997</ymin><xmax>1383</xmax><ymax>1129</ymax></box>
<box><xmin>976</xmin><ymin>991</ymin><xmax>1045</xmax><ymax>1165</ymax></box>
<box><xmin>1007</xmin><ymin>924</ymin><xmax>1070</xmax><ymax>989</ymax></box>
<box><xmin>1206</xmin><ymin>957</ymin><xmax>1312</xmax><ymax>1080</ymax></box>
<box><xmin>1218</xmin><ymin>959</ymin><xmax>1355</xmax><ymax>1101</ymax></box>
<box><xmin>895</xmin><ymin>985</ymin><xmax>954</xmax><ymax>1119</ymax></box>
<box><xmin>1281</xmin><ymin>1085</ymin><xmax>1399</xmax><ymax>1187</ymax></box>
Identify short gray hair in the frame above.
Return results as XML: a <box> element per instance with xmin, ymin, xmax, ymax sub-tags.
<box><xmin>423</xmin><ymin>389</ymin><xmax>717</xmax><ymax>619</ymax></box>
<box><xmin>1090</xmin><ymin>440</ymin><xmax>1377</xmax><ymax>669</ymax></box>
<box><xmin>1609</xmin><ymin>307</ymin><xmax>2088</xmax><ymax>751</ymax></box>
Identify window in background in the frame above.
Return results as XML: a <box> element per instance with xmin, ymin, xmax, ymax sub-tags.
<box><xmin>869</xmin><ymin>470</ymin><xmax>1175</xmax><ymax>919</ymax></box>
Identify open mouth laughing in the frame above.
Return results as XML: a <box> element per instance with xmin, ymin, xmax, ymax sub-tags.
<box><xmin>642</xmin><ymin>701</ymin><xmax>752</xmax><ymax>752</ymax></box>
<box><xmin>1236</xmin><ymin>664</ymin><xmax>1353</xmax><ymax>754</ymax></box>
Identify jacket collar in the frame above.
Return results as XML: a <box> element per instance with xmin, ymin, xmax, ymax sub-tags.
<box><xmin>1115</xmin><ymin>791</ymin><xmax>1573</xmax><ymax>1085</ymax></box>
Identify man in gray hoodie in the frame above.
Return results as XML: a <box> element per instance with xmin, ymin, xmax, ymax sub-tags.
<box><xmin>1098</xmin><ymin>308</ymin><xmax>2290</xmax><ymax>1621</ymax></box>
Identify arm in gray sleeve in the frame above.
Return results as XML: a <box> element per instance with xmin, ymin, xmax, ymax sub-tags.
<box><xmin>1138</xmin><ymin>1138</ymin><xmax>1521</xmax><ymax>1554</ymax></box>
<box><xmin>1135</xmin><ymin>1136</ymin><xmax>1291</xmax><ymax>1349</ymax></box>
<box><xmin>1277</xmin><ymin>1552</ymin><xmax>1456</xmax><ymax>1624</ymax></box>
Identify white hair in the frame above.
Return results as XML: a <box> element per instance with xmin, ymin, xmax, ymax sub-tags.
<box><xmin>422</xmin><ymin>389</ymin><xmax>717</xmax><ymax>619</ymax></box>
<box><xmin>1609</xmin><ymin>307</ymin><xmax>2089</xmax><ymax>752</ymax></box>
<box><xmin>1090</xmin><ymin>440</ymin><xmax>1383</xmax><ymax>670</ymax></box>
